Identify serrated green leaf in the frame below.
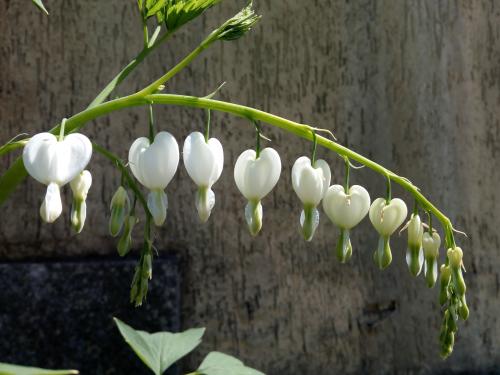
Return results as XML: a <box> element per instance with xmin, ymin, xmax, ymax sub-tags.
<box><xmin>32</xmin><ymin>0</ymin><xmax>49</xmax><ymax>15</ymax></box>
<box><xmin>0</xmin><ymin>362</ymin><xmax>78</xmax><ymax>375</ymax></box>
<box><xmin>146</xmin><ymin>0</ymin><xmax>167</xmax><ymax>18</ymax></box>
<box><xmin>114</xmin><ymin>318</ymin><xmax>205</xmax><ymax>375</ymax></box>
<box><xmin>164</xmin><ymin>0</ymin><xmax>222</xmax><ymax>31</ymax></box>
<box><xmin>197</xmin><ymin>352</ymin><xmax>265</xmax><ymax>375</ymax></box>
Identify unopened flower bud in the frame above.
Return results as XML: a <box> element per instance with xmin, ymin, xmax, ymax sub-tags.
<box><xmin>117</xmin><ymin>216</ymin><xmax>138</xmax><ymax>257</ymax></box>
<box><xmin>109</xmin><ymin>186</ymin><xmax>130</xmax><ymax>237</ymax></box>
<box><xmin>70</xmin><ymin>170</ymin><xmax>92</xmax><ymax>233</ymax></box>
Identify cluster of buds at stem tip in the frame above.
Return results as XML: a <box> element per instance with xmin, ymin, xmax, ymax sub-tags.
<box><xmin>323</xmin><ymin>185</ymin><xmax>370</xmax><ymax>262</ymax></box>
<box><xmin>234</xmin><ymin>148</ymin><xmax>281</xmax><ymax>236</ymax></box>
<box><xmin>129</xmin><ymin>131</ymin><xmax>180</xmax><ymax>226</ymax></box>
<box><xmin>291</xmin><ymin>156</ymin><xmax>331</xmax><ymax>241</ymax></box>
<box><xmin>130</xmin><ymin>241</ymin><xmax>153</xmax><ymax>307</ymax></box>
<box><xmin>405</xmin><ymin>213</ymin><xmax>424</xmax><ymax>277</ymax></box>
<box><xmin>70</xmin><ymin>170</ymin><xmax>92</xmax><ymax>233</ymax></box>
<box><xmin>183</xmin><ymin>132</ymin><xmax>224</xmax><ymax>223</ymax></box>
<box><xmin>369</xmin><ymin>198</ymin><xmax>408</xmax><ymax>270</ymax></box>
<box><xmin>439</xmin><ymin>245</ymin><xmax>469</xmax><ymax>358</ymax></box>
<box><xmin>22</xmin><ymin>132</ymin><xmax>92</xmax><ymax>223</ymax></box>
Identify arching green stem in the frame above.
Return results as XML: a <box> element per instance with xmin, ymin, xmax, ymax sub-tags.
<box><xmin>0</xmin><ymin>93</ymin><xmax>456</xmax><ymax>240</ymax></box>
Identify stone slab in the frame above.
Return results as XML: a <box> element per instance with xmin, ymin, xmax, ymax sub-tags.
<box><xmin>0</xmin><ymin>257</ymin><xmax>181</xmax><ymax>375</ymax></box>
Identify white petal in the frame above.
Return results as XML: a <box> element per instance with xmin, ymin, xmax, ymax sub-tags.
<box><xmin>234</xmin><ymin>149</ymin><xmax>257</xmax><ymax>199</ymax></box>
<box><xmin>128</xmin><ymin>137</ymin><xmax>150</xmax><ymax>186</ymax></box>
<box><xmin>147</xmin><ymin>189</ymin><xmax>168</xmax><ymax>226</ymax></box>
<box><xmin>40</xmin><ymin>183</ymin><xmax>63</xmax><ymax>223</ymax></box>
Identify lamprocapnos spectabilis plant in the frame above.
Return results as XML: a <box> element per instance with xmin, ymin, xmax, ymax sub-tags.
<box><xmin>0</xmin><ymin>0</ymin><xmax>469</xmax><ymax>358</ymax></box>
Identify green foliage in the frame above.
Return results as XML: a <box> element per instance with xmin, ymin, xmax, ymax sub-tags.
<box><xmin>143</xmin><ymin>0</ymin><xmax>222</xmax><ymax>32</ymax></box>
<box><xmin>197</xmin><ymin>352</ymin><xmax>264</xmax><ymax>375</ymax></box>
<box><xmin>0</xmin><ymin>362</ymin><xmax>78</xmax><ymax>375</ymax></box>
<box><xmin>114</xmin><ymin>318</ymin><xmax>204</xmax><ymax>375</ymax></box>
<box><xmin>32</xmin><ymin>0</ymin><xmax>48</xmax><ymax>15</ymax></box>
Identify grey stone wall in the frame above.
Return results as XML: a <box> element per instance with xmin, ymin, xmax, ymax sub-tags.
<box><xmin>1</xmin><ymin>0</ymin><xmax>499</xmax><ymax>374</ymax></box>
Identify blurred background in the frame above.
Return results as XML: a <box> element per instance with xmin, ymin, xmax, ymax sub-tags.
<box><xmin>0</xmin><ymin>0</ymin><xmax>499</xmax><ymax>374</ymax></box>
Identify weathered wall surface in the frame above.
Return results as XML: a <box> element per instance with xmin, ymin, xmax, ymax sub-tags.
<box><xmin>1</xmin><ymin>0</ymin><xmax>499</xmax><ymax>374</ymax></box>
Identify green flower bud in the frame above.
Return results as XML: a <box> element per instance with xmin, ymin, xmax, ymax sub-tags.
<box><xmin>459</xmin><ymin>295</ymin><xmax>470</xmax><ymax>321</ymax></box>
<box><xmin>336</xmin><ymin>229</ymin><xmax>352</xmax><ymax>263</ymax></box>
<box><xmin>439</xmin><ymin>265</ymin><xmax>451</xmax><ymax>305</ymax></box>
<box><xmin>70</xmin><ymin>199</ymin><xmax>87</xmax><ymax>234</ymax></box>
<box><xmin>300</xmin><ymin>205</ymin><xmax>319</xmax><ymax>242</ymax></box>
<box><xmin>117</xmin><ymin>216</ymin><xmax>138</xmax><ymax>257</ymax></box>
<box><xmin>109</xmin><ymin>186</ymin><xmax>130</xmax><ymax>237</ymax></box>
<box><xmin>373</xmin><ymin>235</ymin><xmax>392</xmax><ymax>270</ymax></box>
<box><xmin>447</xmin><ymin>247</ymin><xmax>463</xmax><ymax>269</ymax></box>
<box><xmin>447</xmin><ymin>247</ymin><xmax>466</xmax><ymax>296</ymax></box>
<box><xmin>245</xmin><ymin>200</ymin><xmax>263</xmax><ymax>236</ymax></box>
<box><xmin>142</xmin><ymin>253</ymin><xmax>153</xmax><ymax>280</ymax></box>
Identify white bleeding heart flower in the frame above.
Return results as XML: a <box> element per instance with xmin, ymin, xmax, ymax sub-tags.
<box><xmin>234</xmin><ymin>147</ymin><xmax>281</xmax><ymax>236</ymax></box>
<box><xmin>23</xmin><ymin>132</ymin><xmax>92</xmax><ymax>223</ymax></box>
<box><xmin>291</xmin><ymin>156</ymin><xmax>331</xmax><ymax>241</ymax></box>
<box><xmin>369</xmin><ymin>198</ymin><xmax>408</xmax><ymax>236</ymax></box>
<box><xmin>183</xmin><ymin>132</ymin><xmax>224</xmax><ymax>223</ymax></box>
<box><xmin>369</xmin><ymin>197</ymin><xmax>408</xmax><ymax>269</ymax></box>
<box><xmin>323</xmin><ymin>184</ymin><xmax>371</xmax><ymax>262</ymax></box>
<box><xmin>423</xmin><ymin>231</ymin><xmax>441</xmax><ymax>288</ymax></box>
<box><xmin>323</xmin><ymin>185</ymin><xmax>370</xmax><ymax>230</ymax></box>
<box><xmin>129</xmin><ymin>131</ymin><xmax>179</xmax><ymax>226</ymax></box>
<box><xmin>406</xmin><ymin>213</ymin><xmax>425</xmax><ymax>277</ymax></box>
<box><xmin>70</xmin><ymin>170</ymin><xmax>92</xmax><ymax>233</ymax></box>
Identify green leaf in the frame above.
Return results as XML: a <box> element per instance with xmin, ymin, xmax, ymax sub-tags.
<box><xmin>163</xmin><ymin>0</ymin><xmax>222</xmax><ymax>31</ymax></box>
<box><xmin>146</xmin><ymin>0</ymin><xmax>167</xmax><ymax>18</ymax></box>
<box><xmin>0</xmin><ymin>362</ymin><xmax>78</xmax><ymax>375</ymax></box>
<box><xmin>32</xmin><ymin>0</ymin><xmax>49</xmax><ymax>15</ymax></box>
<box><xmin>114</xmin><ymin>318</ymin><xmax>205</xmax><ymax>375</ymax></box>
<box><xmin>197</xmin><ymin>352</ymin><xmax>265</xmax><ymax>375</ymax></box>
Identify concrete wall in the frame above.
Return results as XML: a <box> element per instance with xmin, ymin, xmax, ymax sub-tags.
<box><xmin>1</xmin><ymin>0</ymin><xmax>499</xmax><ymax>373</ymax></box>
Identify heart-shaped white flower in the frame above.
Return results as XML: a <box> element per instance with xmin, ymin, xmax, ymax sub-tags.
<box><xmin>183</xmin><ymin>132</ymin><xmax>224</xmax><ymax>222</ymax></box>
<box><xmin>291</xmin><ymin>156</ymin><xmax>331</xmax><ymax>241</ymax></box>
<box><xmin>292</xmin><ymin>157</ymin><xmax>331</xmax><ymax>206</ymax></box>
<box><xmin>406</xmin><ymin>213</ymin><xmax>425</xmax><ymax>277</ymax></box>
<box><xmin>129</xmin><ymin>132</ymin><xmax>179</xmax><ymax>190</ymax></box>
<box><xmin>23</xmin><ymin>132</ymin><xmax>92</xmax><ymax>186</ymax></box>
<box><xmin>234</xmin><ymin>148</ymin><xmax>281</xmax><ymax>201</ymax></box>
<box><xmin>323</xmin><ymin>185</ymin><xmax>370</xmax><ymax>229</ymax></box>
<box><xmin>183</xmin><ymin>132</ymin><xmax>223</xmax><ymax>188</ymax></box>
<box><xmin>129</xmin><ymin>131</ymin><xmax>179</xmax><ymax>226</ymax></box>
<box><xmin>23</xmin><ymin>132</ymin><xmax>92</xmax><ymax>223</ymax></box>
<box><xmin>369</xmin><ymin>198</ymin><xmax>408</xmax><ymax>236</ymax></box>
<box><xmin>234</xmin><ymin>147</ymin><xmax>281</xmax><ymax>235</ymax></box>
